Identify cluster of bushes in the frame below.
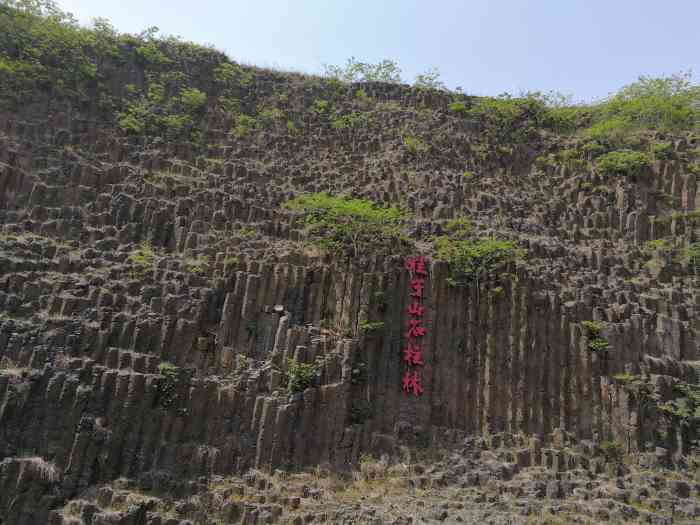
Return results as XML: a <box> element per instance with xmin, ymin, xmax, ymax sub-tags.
<box><xmin>117</xmin><ymin>75</ymin><xmax>208</xmax><ymax>143</ymax></box>
<box><xmin>451</xmin><ymin>73</ymin><xmax>699</xmax><ymax>149</ymax></box>
<box><xmin>0</xmin><ymin>0</ymin><xmax>253</xmax><ymax>147</ymax></box>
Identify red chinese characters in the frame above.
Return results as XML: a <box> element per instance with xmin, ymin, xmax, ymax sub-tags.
<box><xmin>403</xmin><ymin>256</ymin><xmax>428</xmax><ymax>397</ymax></box>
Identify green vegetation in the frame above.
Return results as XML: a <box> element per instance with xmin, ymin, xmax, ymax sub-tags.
<box><xmin>0</xmin><ymin>0</ymin><xmax>247</xmax><ymax>148</ymax></box>
<box><xmin>659</xmin><ymin>382</ymin><xmax>700</xmax><ymax>431</ymax></box>
<box><xmin>359</xmin><ymin>320</ymin><xmax>384</xmax><ymax>335</ymax></box>
<box><xmin>644</xmin><ymin>239</ymin><xmax>672</xmax><ymax>253</ymax></box>
<box><xmin>156</xmin><ymin>362</ymin><xmax>180</xmax><ymax>409</ymax></box>
<box><xmin>128</xmin><ymin>241</ymin><xmax>156</xmax><ymax>278</ymax></box>
<box><xmin>283</xmin><ymin>193</ymin><xmax>412</xmax><ymax>257</ymax></box>
<box><xmin>651</xmin><ymin>141</ymin><xmax>674</xmax><ymax>159</ymax></box>
<box><xmin>596</xmin><ymin>149</ymin><xmax>650</xmax><ymax>177</ymax></box>
<box><xmin>434</xmin><ymin>236</ymin><xmax>523</xmax><ymax>288</ymax></box>
<box><xmin>615</xmin><ymin>373</ymin><xmax>700</xmax><ymax>450</ymax></box>
<box><xmin>286</xmin><ymin>358</ymin><xmax>319</xmax><ymax>394</ymax></box>
<box><xmin>331</xmin><ymin>111</ymin><xmax>368</xmax><ymax>130</ymax></box>
<box><xmin>465</xmin><ymin>93</ymin><xmax>554</xmax><ymax>143</ymax></box>
<box><xmin>185</xmin><ymin>254</ymin><xmax>209</xmax><ymax>274</ymax></box>
<box><xmin>413</xmin><ymin>67</ymin><xmax>446</xmax><ymax>91</ymax></box>
<box><xmin>448</xmin><ymin>100</ymin><xmax>468</xmax><ymax>114</ymax></box>
<box><xmin>599</xmin><ymin>440</ymin><xmax>624</xmax><ymax>464</ymax></box>
<box><xmin>0</xmin><ymin>0</ymin><xmax>101</xmax><ymax>105</ymax></box>
<box><xmin>584</xmin><ymin>72</ymin><xmax>700</xmax><ymax>142</ymax></box>
<box><xmin>230</xmin><ymin>114</ymin><xmax>259</xmax><ymax>138</ymax></box>
<box><xmin>401</xmin><ymin>131</ymin><xmax>429</xmax><ymax>155</ymax></box>
<box><xmin>443</xmin><ymin>216</ymin><xmax>472</xmax><ymax>238</ymax></box>
<box><xmin>581</xmin><ymin>320</ymin><xmax>611</xmax><ymax>355</ymax></box>
<box><xmin>581</xmin><ymin>320</ymin><xmax>606</xmax><ymax>334</ymax></box>
<box><xmin>323</xmin><ymin>56</ymin><xmax>402</xmax><ymax>83</ymax></box>
<box><xmin>212</xmin><ymin>61</ymin><xmax>252</xmax><ymax>87</ymax></box>
<box><xmin>685</xmin><ymin>242</ymin><xmax>700</xmax><ymax>276</ymax></box>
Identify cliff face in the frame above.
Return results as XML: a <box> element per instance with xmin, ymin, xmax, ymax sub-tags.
<box><xmin>2</xmin><ymin>3</ymin><xmax>700</xmax><ymax>524</ymax></box>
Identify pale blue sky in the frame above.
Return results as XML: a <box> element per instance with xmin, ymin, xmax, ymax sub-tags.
<box><xmin>56</xmin><ymin>0</ymin><xmax>699</xmax><ymax>101</ymax></box>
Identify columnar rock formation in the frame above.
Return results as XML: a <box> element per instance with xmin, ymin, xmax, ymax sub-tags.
<box><xmin>2</xmin><ymin>6</ymin><xmax>700</xmax><ymax>523</ymax></box>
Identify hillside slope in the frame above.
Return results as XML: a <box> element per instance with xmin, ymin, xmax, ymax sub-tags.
<box><xmin>3</xmin><ymin>2</ymin><xmax>700</xmax><ymax>524</ymax></box>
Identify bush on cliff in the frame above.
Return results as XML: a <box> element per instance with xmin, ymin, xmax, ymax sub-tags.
<box><xmin>283</xmin><ymin>193</ymin><xmax>412</xmax><ymax>258</ymax></box>
<box><xmin>434</xmin><ymin>236</ymin><xmax>523</xmax><ymax>288</ymax></box>
<box><xmin>585</xmin><ymin>72</ymin><xmax>700</xmax><ymax>142</ymax></box>
<box><xmin>286</xmin><ymin>359</ymin><xmax>319</xmax><ymax>394</ymax></box>
<box><xmin>596</xmin><ymin>149</ymin><xmax>650</xmax><ymax>177</ymax></box>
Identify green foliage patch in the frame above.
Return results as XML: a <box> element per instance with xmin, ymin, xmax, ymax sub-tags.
<box><xmin>286</xmin><ymin>359</ymin><xmax>319</xmax><ymax>394</ymax></box>
<box><xmin>156</xmin><ymin>361</ymin><xmax>180</xmax><ymax>409</ymax></box>
<box><xmin>283</xmin><ymin>193</ymin><xmax>412</xmax><ymax>257</ymax></box>
<box><xmin>434</xmin><ymin>236</ymin><xmax>523</xmax><ymax>288</ymax></box>
<box><xmin>359</xmin><ymin>320</ymin><xmax>385</xmax><ymax>334</ymax></box>
<box><xmin>584</xmin><ymin>72</ymin><xmax>700</xmax><ymax>142</ymax></box>
<box><xmin>323</xmin><ymin>56</ymin><xmax>402</xmax><ymax>84</ymax></box>
<box><xmin>685</xmin><ymin>242</ymin><xmax>700</xmax><ymax>276</ymax></box>
<box><xmin>596</xmin><ymin>149</ymin><xmax>650</xmax><ymax>177</ymax></box>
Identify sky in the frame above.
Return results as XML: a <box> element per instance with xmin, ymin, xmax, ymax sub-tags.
<box><xmin>55</xmin><ymin>0</ymin><xmax>700</xmax><ymax>102</ymax></box>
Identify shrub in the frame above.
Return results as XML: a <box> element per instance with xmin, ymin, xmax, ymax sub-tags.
<box><xmin>584</xmin><ymin>72</ymin><xmax>700</xmax><ymax>142</ymax></box>
<box><xmin>283</xmin><ymin>193</ymin><xmax>412</xmax><ymax>257</ymax></box>
<box><xmin>286</xmin><ymin>359</ymin><xmax>319</xmax><ymax>394</ymax></box>
<box><xmin>311</xmin><ymin>98</ymin><xmax>330</xmax><ymax>115</ymax></box>
<box><xmin>659</xmin><ymin>382</ymin><xmax>700</xmax><ymax>430</ymax></box>
<box><xmin>434</xmin><ymin>236</ymin><xmax>523</xmax><ymax>288</ymax></box>
<box><xmin>443</xmin><ymin>216</ymin><xmax>472</xmax><ymax>238</ymax></box>
<box><xmin>231</xmin><ymin>114</ymin><xmax>258</xmax><ymax>138</ymax></box>
<box><xmin>413</xmin><ymin>67</ymin><xmax>446</xmax><ymax>91</ymax></box>
<box><xmin>128</xmin><ymin>241</ymin><xmax>156</xmax><ymax>277</ymax></box>
<box><xmin>331</xmin><ymin>111</ymin><xmax>367</xmax><ymax>130</ymax></box>
<box><xmin>644</xmin><ymin>239</ymin><xmax>672</xmax><ymax>253</ymax></box>
<box><xmin>448</xmin><ymin>100</ymin><xmax>468</xmax><ymax>114</ymax></box>
<box><xmin>401</xmin><ymin>132</ymin><xmax>429</xmax><ymax>155</ymax></box>
<box><xmin>179</xmin><ymin>87</ymin><xmax>206</xmax><ymax>112</ymax></box>
<box><xmin>213</xmin><ymin>61</ymin><xmax>252</xmax><ymax>86</ymax></box>
<box><xmin>651</xmin><ymin>141</ymin><xmax>674</xmax><ymax>160</ymax></box>
<box><xmin>355</xmin><ymin>88</ymin><xmax>370</xmax><ymax>103</ymax></box>
<box><xmin>588</xmin><ymin>338</ymin><xmax>611</xmax><ymax>354</ymax></box>
<box><xmin>359</xmin><ymin>320</ymin><xmax>384</xmax><ymax>334</ymax></box>
<box><xmin>323</xmin><ymin>56</ymin><xmax>402</xmax><ymax>83</ymax></box>
<box><xmin>581</xmin><ymin>320</ymin><xmax>606</xmax><ymax>335</ymax></box>
<box><xmin>157</xmin><ymin>362</ymin><xmax>180</xmax><ymax>408</ymax></box>
<box><xmin>185</xmin><ymin>254</ymin><xmax>209</xmax><ymax>274</ymax></box>
<box><xmin>685</xmin><ymin>242</ymin><xmax>700</xmax><ymax>275</ymax></box>
<box><xmin>599</xmin><ymin>440</ymin><xmax>624</xmax><ymax>463</ymax></box>
<box><xmin>596</xmin><ymin>149</ymin><xmax>650</xmax><ymax>177</ymax></box>
<box><xmin>466</xmin><ymin>92</ymin><xmax>553</xmax><ymax>143</ymax></box>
